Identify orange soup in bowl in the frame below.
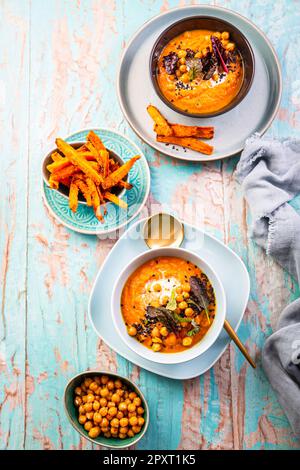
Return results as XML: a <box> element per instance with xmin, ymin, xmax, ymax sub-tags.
<box><xmin>120</xmin><ymin>256</ymin><xmax>216</xmax><ymax>353</ymax></box>
<box><xmin>157</xmin><ymin>29</ymin><xmax>243</xmax><ymax>115</ymax></box>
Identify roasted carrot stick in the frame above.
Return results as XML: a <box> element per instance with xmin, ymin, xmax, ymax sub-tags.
<box><xmin>102</xmin><ymin>156</ymin><xmax>140</xmax><ymax>190</ymax></box>
<box><xmin>155</xmin><ymin>123</ymin><xmax>214</xmax><ymax>139</ymax></box>
<box><xmin>156</xmin><ymin>136</ymin><xmax>213</xmax><ymax>155</ymax></box>
<box><xmin>104</xmin><ymin>192</ymin><xmax>128</xmax><ymax>209</ymax></box>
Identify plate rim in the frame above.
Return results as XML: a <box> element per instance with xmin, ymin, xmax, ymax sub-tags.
<box><xmin>88</xmin><ymin>216</ymin><xmax>250</xmax><ymax>379</ymax></box>
<box><xmin>42</xmin><ymin>127</ymin><xmax>151</xmax><ymax>235</ymax></box>
<box><xmin>117</xmin><ymin>4</ymin><xmax>282</xmax><ymax>162</ymax></box>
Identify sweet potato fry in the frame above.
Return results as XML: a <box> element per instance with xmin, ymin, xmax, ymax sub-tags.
<box><xmin>104</xmin><ymin>192</ymin><xmax>128</xmax><ymax>209</ymax></box>
<box><xmin>49</xmin><ymin>174</ymin><xmax>59</xmax><ymax>189</ymax></box>
<box><xmin>100</xmin><ymin>149</ymin><xmax>109</xmax><ymax>178</ymax></box>
<box><xmin>69</xmin><ymin>179</ymin><xmax>79</xmax><ymax>212</ymax></box>
<box><xmin>73</xmin><ymin>176</ymin><xmax>92</xmax><ymax>206</ymax></box>
<box><xmin>155</xmin><ymin>123</ymin><xmax>214</xmax><ymax>139</ymax></box>
<box><xmin>47</xmin><ymin>159</ymin><xmax>71</xmax><ymax>173</ymax></box>
<box><xmin>156</xmin><ymin>135</ymin><xmax>213</xmax><ymax>155</ymax></box>
<box><xmin>118</xmin><ymin>180</ymin><xmax>133</xmax><ymax>190</ymax></box>
<box><xmin>54</xmin><ymin>164</ymin><xmax>79</xmax><ymax>181</ymax></box>
<box><xmin>87</xmin><ymin>130</ymin><xmax>106</xmax><ymax>151</ymax></box>
<box><xmin>102</xmin><ymin>156</ymin><xmax>140</xmax><ymax>190</ymax></box>
<box><xmin>56</xmin><ymin>138</ymin><xmax>103</xmax><ymax>185</ymax></box>
<box><xmin>147</xmin><ymin>105</ymin><xmax>173</xmax><ymax>136</ymax></box>
<box><xmin>51</xmin><ymin>151</ymin><xmax>64</xmax><ymax>162</ymax></box>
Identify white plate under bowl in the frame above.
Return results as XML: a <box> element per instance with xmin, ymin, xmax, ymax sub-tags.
<box><xmin>117</xmin><ymin>5</ymin><xmax>282</xmax><ymax>162</ymax></box>
<box><xmin>88</xmin><ymin>218</ymin><xmax>250</xmax><ymax>380</ymax></box>
<box><xmin>111</xmin><ymin>247</ymin><xmax>226</xmax><ymax>365</ymax></box>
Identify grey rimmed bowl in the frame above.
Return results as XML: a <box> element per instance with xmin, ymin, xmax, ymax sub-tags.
<box><xmin>150</xmin><ymin>15</ymin><xmax>255</xmax><ymax>118</ymax></box>
<box><xmin>64</xmin><ymin>370</ymin><xmax>149</xmax><ymax>449</ymax></box>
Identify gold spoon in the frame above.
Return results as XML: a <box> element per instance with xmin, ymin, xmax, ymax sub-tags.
<box><xmin>143</xmin><ymin>212</ymin><xmax>256</xmax><ymax>369</ymax></box>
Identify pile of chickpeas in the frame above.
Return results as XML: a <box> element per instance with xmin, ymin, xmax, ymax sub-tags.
<box><xmin>169</xmin><ymin>31</ymin><xmax>236</xmax><ymax>85</ymax></box>
<box><xmin>74</xmin><ymin>375</ymin><xmax>145</xmax><ymax>440</ymax></box>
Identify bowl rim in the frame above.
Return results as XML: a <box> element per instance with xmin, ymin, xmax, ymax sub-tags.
<box><xmin>149</xmin><ymin>14</ymin><xmax>255</xmax><ymax>118</ymax></box>
<box><xmin>111</xmin><ymin>246</ymin><xmax>226</xmax><ymax>365</ymax></box>
<box><xmin>42</xmin><ymin>140</ymin><xmax>127</xmax><ymax>205</ymax></box>
<box><xmin>63</xmin><ymin>369</ymin><xmax>150</xmax><ymax>449</ymax></box>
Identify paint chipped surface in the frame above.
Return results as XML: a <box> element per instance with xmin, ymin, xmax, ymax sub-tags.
<box><xmin>1</xmin><ymin>0</ymin><xmax>299</xmax><ymax>451</ymax></box>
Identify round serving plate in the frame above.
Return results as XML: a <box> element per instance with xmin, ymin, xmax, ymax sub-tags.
<box><xmin>117</xmin><ymin>5</ymin><xmax>282</xmax><ymax>162</ymax></box>
<box><xmin>42</xmin><ymin>128</ymin><xmax>150</xmax><ymax>235</ymax></box>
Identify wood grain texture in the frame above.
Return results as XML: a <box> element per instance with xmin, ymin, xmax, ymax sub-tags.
<box><xmin>0</xmin><ymin>0</ymin><xmax>300</xmax><ymax>450</ymax></box>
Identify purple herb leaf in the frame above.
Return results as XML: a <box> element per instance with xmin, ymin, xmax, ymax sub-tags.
<box><xmin>211</xmin><ymin>35</ymin><xmax>229</xmax><ymax>73</ymax></box>
<box><xmin>201</xmin><ymin>51</ymin><xmax>218</xmax><ymax>80</ymax></box>
<box><xmin>163</xmin><ymin>52</ymin><xmax>179</xmax><ymax>75</ymax></box>
<box><xmin>185</xmin><ymin>48</ymin><xmax>195</xmax><ymax>59</ymax></box>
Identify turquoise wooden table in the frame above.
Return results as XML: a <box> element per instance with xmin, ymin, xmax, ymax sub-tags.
<box><xmin>1</xmin><ymin>0</ymin><xmax>300</xmax><ymax>450</ymax></box>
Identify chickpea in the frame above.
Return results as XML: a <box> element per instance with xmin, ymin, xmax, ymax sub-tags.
<box><xmin>86</xmin><ymin>393</ymin><xmax>94</xmax><ymax>403</ymax></box>
<box><xmin>80</xmin><ymin>383</ymin><xmax>87</xmax><ymax>392</ymax></box>
<box><xmin>99</xmin><ymin>398</ymin><xmax>107</xmax><ymax>407</ymax></box>
<box><xmin>84</xmin><ymin>402</ymin><xmax>93</xmax><ymax>412</ymax></box>
<box><xmin>128</xmin><ymin>403</ymin><xmax>136</xmax><ymax>413</ymax></box>
<box><xmin>111</xmin><ymin>393</ymin><xmax>121</xmax><ymax>404</ymax></box>
<box><xmin>169</xmin><ymin>74</ymin><xmax>175</xmax><ymax>81</ymax></box>
<box><xmin>100</xmin><ymin>417</ymin><xmax>108</xmax><ymax>428</ymax></box>
<box><xmin>182</xmin><ymin>337</ymin><xmax>193</xmax><ymax>347</ymax></box>
<box><xmin>183</xmin><ymin>284</ymin><xmax>190</xmax><ymax>293</ymax></box>
<box><xmin>129</xmin><ymin>416</ymin><xmax>138</xmax><ymax>426</ymax></box>
<box><xmin>101</xmin><ymin>375</ymin><xmax>109</xmax><ymax>385</ymax></box>
<box><xmin>132</xmin><ymin>426</ymin><xmax>142</xmax><ymax>434</ymax></box>
<box><xmin>93</xmin><ymin>401</ymin><xmax>100</xmax><ymax>411</ymax></box>
<box><xmin>226</xmin><ymin>42</ymin><xmax>235</xmax><ymax>51</ymax></box>
<box><xmin>74</xmin><ymin>396</ymin><xmax>82</xmax><ymax>407</ymax></box>
<box><xmin>74</xmin><ymin>387</ymin><xmax>82</xmax><ymax>396</ymax></box>
<box><xmin>127</xmin><ymin>429</ymin><xmax>134</xmax><ymax>438</ymax></box>
<box><xmin>176</xmin><ymin>286</ymin><xmax>182</xmax><ymax>294</ymax></box>
<box><xmin>101</xmin><ymin>426</ymin><xmax>109</xmax><ymax>433</ymax></box>
<box><xmin>111</xmin><ymin>427</ymin><xmax>118</xmax><ymax>436</ymax></box>
<box><xmin>119</xmin><ymin>402</ymin><xmax>127</xmax><ymax>412</ymax></box>
<box><xmin>181</xmin><ymin>73</ymin><xmax>190</xmax><ymax>84</ymax></box>
<box><xmin>79</xmin><ymin>405</ymin><xmax>85</xmax><ymax>415</ymax></box>
<box><xmin>179</xmin><ymin>65</ymin><xmax>187</xmax><ymax>73</ymax></box>
<box><xmin>125</xmin><ymin>398</ymin><xmax>131</xmax><ymax>405</ymax></box>
<box><xmin>93</xmin><ymin>412</ymin><xmax>102</xmax><ymax>423</ymax></box>
<box><xmin>117</xmin><ymin>411</ymin><xmax>124</xmax><ymax>420</ymax></box>
<box><xmin>151</xmin><ymin>326</ymin><xmax>160</xmax><ymax>338</ymax></box>
<box><xmin>153</xmin><ymin>283</ymin><xmax>161</xmax><ymax>292</ymax></box>
<box><xmin>116</xmin><ymin>389</ymin><xmax>124</xmax><ymax>397</ymax></box>
<box><xmin>120</xmin><ymin>417</ymin><xmax>129</xmax><ymax>427</ymax></box>
<box><xmin>152</xmin><ymin>343</ymin><xmax>162</xmax><ymax>352</ymax></box>
<box><xmin>107</xmin><ymin>380</ymin><xmax>114</xmax><ymax>390</ymax></box>
<box><xmin>111</xmin><ymin>418</ymin><xmax>120</xmax><ymax>428</ymax></box>
<box><xmin>176</xmin><ymin>294</ymin><xmax>184</xmax><ymax>303</ymax></box>
<box><xmin>160</xmin><ymin>326</ymin><xmax>168</xmax><ymax>337</ymax></box>
<box><xmin>128</xmin><ymin>411</ymin><xmax>137</xmax><ymax>418</ymax></box>
<box><xmin>194</xmin><ymin>51</ymin><xmax>202</xmax><ymax>59</ymax></box>
<box><xmin>78</xmin><ymin>415</ymin><xmax>87</xmax><ymax>425</ymax></box>
<box><xmin>150</xmin><ymin>299</ymin><xmax>160</xmax><ymax>308</ymax></box>
<box><xmin>222</xmin><ymin>31</ymin><xmax>230</xmax><ymax>40</ymax></box>
<box><xmin>179</xmin><ymin>57</ymin><xmax>186</xmax><ymax>65</ymax></box>
<box><xmin>138</xmin><ymin>417</ymin><xmax>145</xmax><ymax>426</ymax></box>
<box><xmin>137</xmin><ymin>406</ymin><xmax>144</xmax><ymax>415</ymax></box>
<box><xmin>119</xmin><ymin>433</ymin><xmax>127</xmax><ymax>439</ymax></box>
<box><xmin>100</xmin><ymin>388</ymin><xmax>109</xmax><ymax>398</ymax></box>
<box><xmin>108</xmin><ymin>401</ymin><xmax>115</xmax><ymax>408</ymax></box>
<box><xmin>202</xmin><ymin>48</ymin><xmax>208</xmax><ymax>56</ymax></box>
<box><xmin>82</xmin><ymin>395</ymin><xmax>87</xmax><ymax>403</ymax></box>
<box><xmin>215</xmin><ymin>31</ymin><xmax>221</xmax><ymax>39</ymax></box>
<box><xmin>84</xmin><ymin>421</ymin><xmax>93</xmax><ymax>432</ymax></box>
<box><xmin>103</xmin><ymin>431</ymin><xmax>111</xmax><ymax>438</ymax></box>
<box><xmin>100</xmin><ymin>407</ymin><xmax>108</xmax><ymax>417</ymax></box>
<box><xmin>88</xmin><ymin>427</ymin><xmax>100</xmax><ymax>439</ymax></box>
<box><xmin>133</xmin><ymin>397</ymin><xmax>142</xmax><ymax>407</ymax></box>
<box><xmin>120</xmin><ymin>426</ymin><xmax>129</xmax><ymax>434</ymax></box>
<box><xmin>176</xmin><ymin>70</ymin><xmax>181</xmax><ymax>78</ymax></box>
<box><xmin>183</xmin><ymin>292</ymin><xmax>190</xmax><ymax>299</ymax></box>
<box><xmin>108</xmin><ymin>406</ymin><xmax>118</xmax><ymax>417</ymax></box>
<box><xmin>165</xmin><ymin>332</ymin><xmax>177</xmax><ymax>346</ymax></box>
<box><xmin>86</xmin><ymin>411</ymin><xmax>94</xmax><ymax>421</ymax></box>
<box><xmin>93</xmin><ymin>376</ymin><xmax>101</xmax><ymax>385</ymax></box>
<box><xmin>178</xmin><ymin>301</ymin><xmax>188</xmax><ymax>310</ymax></box>
<box><xmin>84</xmin><ymin>378</ymin><xmax>93</xmax><ymax>388</ymax></box>
<box><xmin>161</xmin><ymin>296</ymin><xmax>169</xmax><ymax>306</ymax></box>
<box><xmin>128</xmin><ymin>325</ymin><xmax>137</xmax><ymax>336</ymax></box>
<box><xmin>213</xmin><ymin>72</ymin><xmax>219</xmax><ymax>82</ymax></box>
<box><xmin>184</xmin><ymin>307</ymin><xmax>194</xmax><ymax>317</ymax></box>
<box><xmin>89</xmin><ymin>381</ymin><xmax>98</xmax><ymax>392</ymax></box>
<box><xmin>129</xmin><ymin>392</ymin><xmax>137</xmax><ymax>400</ymax></box>
<box><xmin>178</xmin><ymin>49</ymin><xmax>187</xmax><ymax>58</ymax></box>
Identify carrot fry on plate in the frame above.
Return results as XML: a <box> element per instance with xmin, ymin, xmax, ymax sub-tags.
<box><xmin>147</xmin><ymin>105</ymin><xmax>173</xmax><ymax>136</ymax></box>
<box><xmin>56</xmin><ymin>138</ymin><xmax>103</xmax><ymax>185</ymax></box>
<box><xmin>102</xmin><ymin>155</ymin><xmax>140</xmax><ymax>189</ymax></box>
<box><xmin>156</xmin><ymin>135</ymin><xmax>214</xmax><ymax>155</ymax></box>
<box><xmin>87</xmin><ymin>130</ymin><xmax>106</xmax><ymax>151</ymax></box>
<box><xmin>155</xmin><ymin>123</ymin><xmax>214</xmax><ymax>139</ymax></box>
<box><xmin>69</xmin><ymin>179</ymin><xmax>79</xmax><ymax>212</ymax></box>
<box><xmin>104</xmin><ymin>192</ymin><xmax>128</xmax><ymax>209</ymax></box>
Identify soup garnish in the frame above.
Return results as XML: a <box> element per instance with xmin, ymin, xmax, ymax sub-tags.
<box><xmin>121</xmin><ymin>257</ymin><xmax>216</xmax><ymax>353</ymax></box>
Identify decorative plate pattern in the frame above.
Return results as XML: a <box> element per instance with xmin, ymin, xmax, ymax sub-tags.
<box><xmin>42</xmin><ymin>129</ymin><xmax>150</xmax><ymax>235</ymax></box>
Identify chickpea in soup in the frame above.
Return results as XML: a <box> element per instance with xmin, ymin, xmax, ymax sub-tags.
<box><xmin>157</xmin><ymin>29</ymin><xmax>243</xmax><ymax>114</ymax></box>
<box><xmin>121</xmin><ymin>257</ymin><xmax>216</xmax><ymax>353</ymax></box>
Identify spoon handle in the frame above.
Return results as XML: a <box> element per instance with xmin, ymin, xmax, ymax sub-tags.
<box><xmin>224</xmin><ymin>320</ymin><xmax>256</xmax><ymax>369</ymax></box>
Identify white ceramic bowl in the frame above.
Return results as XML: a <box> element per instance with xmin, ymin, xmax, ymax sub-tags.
<box><xmin>111</xmin><ymin>247</ymin><xmax>226</xmax><ymax>365</ymax></box>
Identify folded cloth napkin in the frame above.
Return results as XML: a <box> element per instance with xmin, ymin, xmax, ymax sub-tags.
<box><xmin>236</xmin><ymin>134</ymin><xmax>300</xmax><ymax>438</ymax></box>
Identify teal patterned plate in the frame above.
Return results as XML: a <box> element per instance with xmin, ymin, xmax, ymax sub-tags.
<box><xmin>42</xmin><ymin>128</ymin><xmax>150</xmax><ymax>235</ymax></box>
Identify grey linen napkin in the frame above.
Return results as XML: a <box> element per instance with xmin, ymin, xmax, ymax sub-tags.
<box><xmin>236</xmin><ymin>134</ymin><xmax>300</xmax><ymax>437</ymax></box>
